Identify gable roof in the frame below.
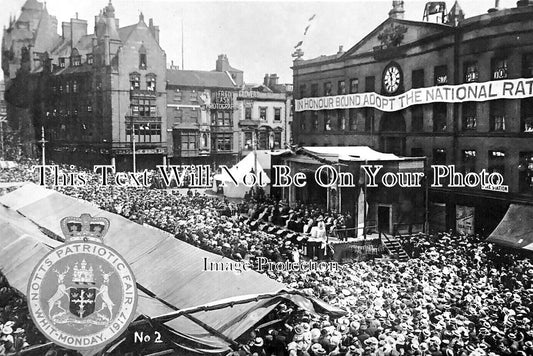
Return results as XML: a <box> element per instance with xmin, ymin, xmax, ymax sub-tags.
<box><xmin>167</xmin><ymin>69</ymin><xmax>238</xmax><ymax>89</ymax></box>
<box><xmin>296</xmin><ymin>17</ymin><xmax>453</xmax><ymax>67</ymax></box>
<box><xmin>341</xmin><ymin>17</ymin><xmax>452</xmax><ymax>59</ymax></box>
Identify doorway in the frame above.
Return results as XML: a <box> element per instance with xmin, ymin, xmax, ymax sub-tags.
<box><xmin>378</xmin><ymin>205</ymin><xmax>392</xmax><ymax>234</ymax></box>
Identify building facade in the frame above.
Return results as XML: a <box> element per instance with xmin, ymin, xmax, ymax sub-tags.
<box><xmin>237</xmin><ymin>74</ymin><xmax>293</xmax><ymax>156</ymax></box>
<box><xmin>2</xmin><ymin>0</ymin><xmax>167</xmax><ymax>170</ymax></box>
<box><xmin>292</xmin><ymin>0</ymin><xmax>533</xmax><ymax>235</ymax></box>
<box><xmin>166</xmin><ymin>55</ymin><xmax>242</xmax><ymax>167</ymax></box>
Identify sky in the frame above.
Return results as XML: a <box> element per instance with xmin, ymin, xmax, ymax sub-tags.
<box><xmin>1</xmin><ymin>0</ymin><xmax>518</xmax><ymax>84</ymax></box>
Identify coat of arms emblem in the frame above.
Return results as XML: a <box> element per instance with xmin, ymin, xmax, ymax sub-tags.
<box><xmin>27</xmin><ymin>214</ymin><xmax>138</xmax><ymax>350</ymax></box>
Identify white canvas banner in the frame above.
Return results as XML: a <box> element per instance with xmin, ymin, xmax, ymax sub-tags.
<box><xmin>295</xmin><ymin>78</ymin><xmax>533</xmax><ymax>112</ymax></box>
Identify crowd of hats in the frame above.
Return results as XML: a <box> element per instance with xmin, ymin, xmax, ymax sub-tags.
<box><xmin>235</xmin><ymin>233</ymin><xmax>533</xmax><ymax>356</ymax></box>
<box><xmin>0</xmin><ymin>273</ymin><xmax>46</xmax><ymax>355</ymax></box>
<box><xmin>3</xmin><ymin>162</ymin><xmax>533</xmax><ymax>355</ymax></box>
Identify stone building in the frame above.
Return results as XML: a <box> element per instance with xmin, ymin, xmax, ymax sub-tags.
<box><xmin>237</xmin><ymin>73</ymin><xmax>293</xmax><ymax>156</ymax></box>
<box><xmin>292</xmin><ymin>0</ymin><xmax>533</xmax><ymax>235</ymax></box>
<box><xmin>2</xmin><ymin>0</ymin><xmax>167</xmax><ymax>169</ymax></box>
<box><xmin>166</xmin><ymin>55</ymin><xmax>242</xmax><ymax>167</ymax></box>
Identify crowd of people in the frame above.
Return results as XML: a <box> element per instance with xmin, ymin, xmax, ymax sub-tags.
<box><xmin>2</xmin><ymin>161</ymin><xmax>533</xmax><ymax>356</ymax></box>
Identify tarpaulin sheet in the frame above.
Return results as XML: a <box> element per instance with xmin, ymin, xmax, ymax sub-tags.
<box><xmin>486</xmin><ymin>204</ymin><xmax>533</xmax><ymax>250</ymax></box>
<box><xmin>0</xmin><ymin>184</ymin><xmax>287</xmax><ymax>353</ymax></box>
<box><xmin>0</xmin><ymin>204</ymin><xmax>231</xmax><ymax>355</ymax></box>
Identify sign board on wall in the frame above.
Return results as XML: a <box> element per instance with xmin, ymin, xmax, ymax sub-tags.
<box><xmin>295</xmin><ymin>78</ymin><xmax>533</xmax><ymax>112</ymax></box>
<box><xmin>456</xmin><ymin>205</ymin><xmax>475</xmax><ymax>235</ymax></box>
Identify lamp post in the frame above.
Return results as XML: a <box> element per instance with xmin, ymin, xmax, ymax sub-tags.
<box><xmin>37</xmin><ymin>125</ymin><xmax>47</xmax><ymax>168</ymax></box>
<box><xmin>0</xmin><ymin>116</ymin><xmax>6</xmax><ymax>159</ymax></box>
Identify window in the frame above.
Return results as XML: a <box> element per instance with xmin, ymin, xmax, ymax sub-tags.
<box><xmin>72</xmin><ymin>80</ymin><xmax>78</xmax><ymax>93</ymax></box>
<box><xmin>338</xmin><ymin>80</ymin><xmax>346</xmax><ymax>95</ymax></box>
<box><xmin>87</xmin><ymin>54</ymin><xmax>94</xmax><ymax>65</ymax></box>
<box><xmin>146</xmin><ymin>74</ymin><xmax>156</xmax><ymax>91</ymax></box>
<box><xmin>433</xmin><ymin>148</ymin><xmax>446</xmax><ymax>165</ymax></box>
<box><xmin>299</xmin><ymin>84</ymin><xmax>307</xmax><ymax>98</ymax></box>
<box><xmin>492</xmin><ymin>58</ymin><xmax>508</xmax><ymax>80</ymax></box>
<box><xmin>350</xmin><ymin>78</ymin><xmax>359</xmax><ymax>94</ymax></box>
<box><xmin>311</xmin><ymin>84</ymin><xmax>319</xmax><ymax>97</ymax></box>
<box><xmin>258</xmin><ymin>131</ymin><xmax>268</xmax><ymax>150</ymax></box>
<box><xmin>87</xmin><ymin>105</ymin><xmax>92</xmax><ymax>112</ymax></box>
<box><xmin>274</xmin><ymin>108</ymin><xmax>281</xmax><ymax>122</ymax></box>
<box><xmin>488</xmin><ymin>150</ymin><xmax>505</xmax><ymax>177</ymax></box>
<box><xmin>175</xmin><ymin>108</ymin><xmax>183</xmax><ymax>121</ymax></box>
<box><xmin>364</xmin><ymin>108</ymin><xmax>374</xmax><ymax>132</ymax></box>
<box><xmin>462</xmin><ymin>150</ymin><xmax>477</xmax><ymax>174</ymax></box>
<box><xmin>365</xmin><ymin>76</ymin><xmax>375</xmax><ymax>92</ymax></box>
<box><xmin>126</xmin><ymin>123</ymin><xmax>161</xmax><ymax>143</ymax></box>
<box><xmin>181</xmin><ymin>131</ymin><xmax>197</xmax><ymax>152</ymax></box>
<box><xmin>139</xmin><ymin>45</ymin><xmax>147</xmax><ymax>70</ymax></box>
<box><xmin>174</xmin><ymin>90</ymin><xmax>182</xmax><ymax>101</ymax></box>
<box><xmin>259</xmin><ymin>107</ymin><xmax>267</xmax><ymax>120</ymax></box>
<box><xmin>65</xmin><ymin>82</ymin><xmax>70</xmax><ymax>94</ymax></box>
<box><xmin>312</xmin><ymin>112</ymin><xmax>319</xmax><ymax>131</ymax></box>
<box><xmin>349</xmin><ymin>109</ymin><xmax>357</xmax><ymax>131</ymax></box>
<box><xmin>490</xmin><ymin>100</ymin><xmax>506</xmax><ymax>131</ymax></box>
<box><xmin>245</xmin><ymin>107</ymin><xmax>252</xmax><ymax>120</ymax></box>
<box><xmin>71</xmin><ymin>56</ymin><xmax>81</xmax><ymax>67</ymax></box>
<box><xmin>519</xmin><ymin>152</ymin><xmax>533</xmax><ymax>193</ymax></box>
<box><xmin>523</xmin><ymin>53</ymin><xmax>533</xmax><ymax>78</ymax></box>
<box><xmin>300</xmin><ymin>114</ymin><xmax>306</xmax><ymax>132</ymax></box>
<box><xmin>412</xmin><ymin>69</ymin><xmax>425</xmax><ymax>89</ymax></box>
<box><xmin>464</xmin><ymin>61</ymin><xmax>478</xmax><ymax>82</ymax></box>
<box><xmin>274</xmin><ymin>131</ymin><xmax>282</xmax><ymax>149</ymax></box>
<box><xmin>244</xmin><ymin>131</ymin><xmax>253</xmax><ymax>150</ymax></box>
<box><xmin>324</xmin><ymin>82</ymin><xmax>332</xmax><ymax>96</ymax></box>
<box><xmin>59</xmin><ymin>58</ymin><xmax>66</xmax><ymax>68</ymax></box>
<box><xmin>189</xmin><ymin>91</ymin><xmax>198</xmax><ymax>102</ymax></box>
<box><xmin>411</xmin><ymin>148</ymin><xmax>424</xmax><ymax>157</ymax></box>
<box><xmin>190</xmin><ymin>108</ymin><xmax>199</xmax><ymax>121</ymax></box>
<box><xmin>411</xmin><ymin>105</ymin><xmax>423</xmax><ymax>132</ymax></box>
<box><xmin>433</xmin><ymin>103</ymin><xmax>447</xmax><ymax>132</ymax></box>
<box><xmin>462</xmin><ymin>102</ymin><xmax>477</xmax><ymax>130</ymax></box>
<box><xmin>324</xmin><ymin>112</ymin><xmax>331</xmax><ymax>131</ymax></box>
<box><xmin>131</xmin><ymin>97</ymin><xmax>156</xmax><ymax>117</ymax></box>
<box><xmin>521</xmin><ymin>98</ymin><xmax>533</xmax><ymax>132</ymax></box>
<box><xmin>434</xmin><ymin>65</ymin><xmax>448</xmax><ymax>85</ymax></box>
<box><xmin>130</xmin><ymin>73</ymin><xmax>140</xmax><ymax>90</ymax></box>
<box><xmin>215</xmin><ymin>134</ymin><xmax>233</xmax><ymax>152</ymax></box>
<box><xmin>214</xmin><ymin>111</ymin><xmax>232</xmax><ymax>127</ymax></box>
<box><xmin>339</xmin><ymin>110</ymin><xmax>346</xmax><ymax>130</ymax></box>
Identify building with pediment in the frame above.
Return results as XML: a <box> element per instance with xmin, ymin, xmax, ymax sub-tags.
<box><xmin>292</xmin><ymin>0</ymin><xmax>533</xmax><ymax>235</ymax></box>
<box><xmin>2</xmin><ymin>0</ymin><xmax>167</xmax><ymax>169</ymax></box>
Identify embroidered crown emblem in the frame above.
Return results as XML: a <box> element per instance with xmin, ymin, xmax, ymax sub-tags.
<box><xmin>60</xmin><ymin>213</ymin><xmax>110</xmax><ymax>242</ymax></box>
<box><xmin>72</xmin><ymin>259</ymin><xmax>95</xmax><ymax>284</ymax></box>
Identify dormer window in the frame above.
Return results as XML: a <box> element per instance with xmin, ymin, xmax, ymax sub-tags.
<box><xmin>130</xmin><ymin>73</ymin><xmax>140</xmax><ymax>90</ymax></box>
<box><xmin>59</xmin><ymin>58</ymin><xmax>66</xmax><ymax>68</ymax></box>
<box><xmin>146</xmin><ymin>73</ymin><xmax>156</xmax><ymax>92</ymax></box>
<box><xmin>87</xmin><ymin>54</ymin><xmax>94</xmax><ymax>65</ymax></box>
<box><xmin>72</xmin><ymin>56</ymin><xmax>81</xmax><ymax>66</ymax></box>
<box><xmin>139</xmin><ymin>45</ymin><xmax>147</xmax><ymax>70</ymax></box>
<box><xmin>492</xmin><ymin>57</ymin><xmax>508</xmax><ymax>80</ymax></box>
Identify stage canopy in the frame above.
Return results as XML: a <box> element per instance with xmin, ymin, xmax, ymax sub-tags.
<box><xmin>0</xmin><ymin>184</ymin><xmax>345</xmax><ymax>355</ymax></box>
<box><xmin>214</xmin><ymin>151</ymin><xmax>271</xmax><ymax>198</ymax></box>
<box><xmin>486</xmin><ymin>204</ymin><xmax>533</xmax><ymax>250</ymax></box>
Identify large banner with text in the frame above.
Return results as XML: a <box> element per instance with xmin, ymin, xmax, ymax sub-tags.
<box><xmin>295</xmin><ymin>78</ymin><xmax>533</xmax><ymax>112</ymax></box>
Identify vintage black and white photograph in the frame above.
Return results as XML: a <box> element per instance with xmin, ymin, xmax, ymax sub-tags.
<box><xmin>1</xmin><ymin>0</ymin><xmax>533</xmax><ymax>355</ymax></box>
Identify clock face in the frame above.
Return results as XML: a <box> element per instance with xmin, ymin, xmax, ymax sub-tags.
<box><xmin>383</xmin><ymin>65</ymin><xmax>401</xmax><ymax>94</ymax></box>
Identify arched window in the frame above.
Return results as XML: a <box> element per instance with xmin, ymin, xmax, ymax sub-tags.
<box><xmin>139</xmin><ymin>45</ymin><xmax>147</xmax><ymax>70</ymax></box>
<box><xmin>130</xmin><ymin>72</ymin><xmax>140</xmax><ymax>90</ymax></box>
<box><xmin>146</xmin><ymin>73</ymin><xmax>156</xmax><ymax>92</ymax></box>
